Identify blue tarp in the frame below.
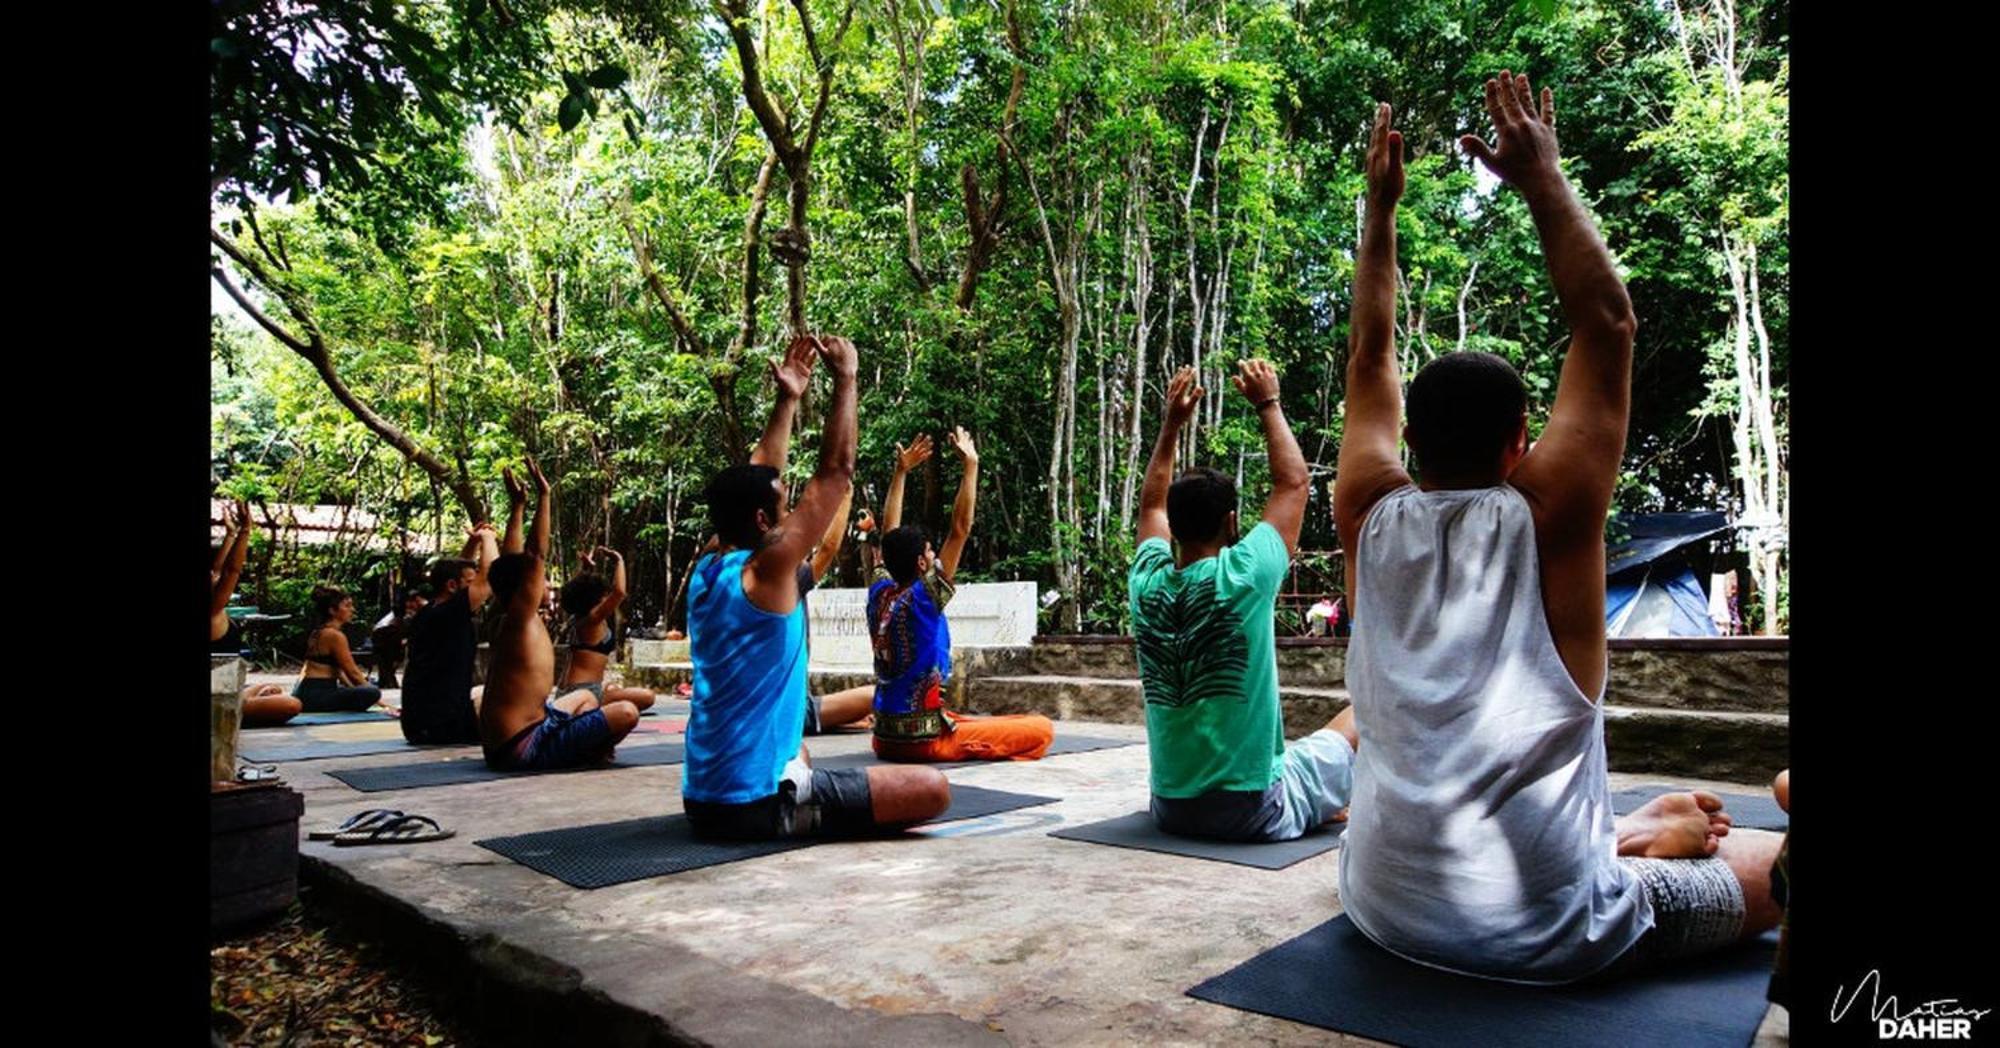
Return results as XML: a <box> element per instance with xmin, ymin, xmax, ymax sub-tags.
<box><xmin>1604</xmin><ymin>512</ymin><xmax>1731</xmax><ymax>638</ymax></box>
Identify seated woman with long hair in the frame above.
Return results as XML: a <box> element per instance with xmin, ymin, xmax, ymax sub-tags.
<box><xmin>557</xmin><ymin>548</ymin><xmax>656</xmax><ymax>711</ymax></box>
<box><xmin>293</xmin><ymin>585</ymin><xmax>385</xmax><ymax>712</ymax></box>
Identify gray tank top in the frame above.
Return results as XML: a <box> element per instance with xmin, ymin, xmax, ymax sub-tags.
<box><xmin>1337</xmin><ymin>485</ymin><xmax>1651</xmax><ymax>984</ymax></box>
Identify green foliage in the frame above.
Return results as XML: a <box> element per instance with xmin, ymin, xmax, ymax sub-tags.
<box><xmin>212</xmin><ymin>0</ymin><xmax>1788</xmax><ymax>631</ymax></box>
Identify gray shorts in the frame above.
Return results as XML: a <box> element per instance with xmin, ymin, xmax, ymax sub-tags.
<box><xmin>683</xmin><ymin>755</ymin><xmax>874</xmax><ymax>840</ymax></box>
<box><xmin>557</xmin><ymin>680</ymin><xmax>606</xmax><ymax>704</ymax></box>
<box><xmin>1151</xmin><ymin>729</ymin><xmax>1354</xmax><ymax>842</ymax></box>
<box><xmin>1598</xmin><ymin>855</ymin><xmax>1747</xmax><ymax>978</ymax></box>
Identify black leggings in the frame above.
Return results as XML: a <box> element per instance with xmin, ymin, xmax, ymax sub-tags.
<box><xmin>293</xmin><ymin>676</ymin><xmax>382</xmax><ymax>713</ymax></box>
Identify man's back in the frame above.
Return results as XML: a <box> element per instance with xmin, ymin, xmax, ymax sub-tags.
<box><xmin>1129</xmin><ymin>521</ymin><xmax>1289</xmax><ymax>798</ymax></box>
<box><xmin>684</xmin><ymin>549</ymin><xmax>809</xmax><ymax>804</ymax></box>
<box><xmin>1337</xmin><ymin>485</ymin><xmax>1648</xmax><ymax>983</ymax></box>
<box><xmin>401</xmin><ymin>589</ymin><xmax>478</xmax><ymax>741</ymax></box>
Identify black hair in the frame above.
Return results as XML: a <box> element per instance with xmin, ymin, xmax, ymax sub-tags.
<box><xmin>428</xmin><ymin>558</ymin><xmax>475</xmax><ymax>593</ymax></box>
<box><xmin>560</xmin><ymin>572</ymin><xmax>611</xmax><ymax>619</ymax></box>
<box><xmin>1167</xmin><ymin>467</ymin><xmax>1237</xmax><ymax>544</ymax></box>
<box><xmin>705</xmin><ymin>464</ymin><xmax>783</xmax><ymax>549</ymax></box>
<box><xmin>487</xmin><ymin>552</ymin><xmax>538</xmax><ymax>603</ymax></box>
<box><xmin>883</xmin><ymin>525</ymin><xmax>929</xmax><ymax>584</ymax></box>
<box><xmin>1404</xmin><ymin>351</ymin><xmax>1529</xmax><ymax>479</ymax></box>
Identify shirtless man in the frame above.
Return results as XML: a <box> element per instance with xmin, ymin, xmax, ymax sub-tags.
<box><xmin>481</xmin><ymin>457</ymin><xmax>641</xmax><ymax>770</ymax></box>
<box><xmin>1332</xmin><ymin>81</ymin><xmax>1782</xmax><ymax>983</ymax></box>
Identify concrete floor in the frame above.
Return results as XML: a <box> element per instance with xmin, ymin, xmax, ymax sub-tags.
<box><xmin>245</xmin><ymin>672</ymin><xmax>1789</xmax><ymax>1046</ymax></box>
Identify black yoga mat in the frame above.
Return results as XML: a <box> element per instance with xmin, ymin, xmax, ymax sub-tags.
<box><xmin>1049</xmin><ymin>811</ymin><xmax>1344</xmax><ymax>869</ymax></box>
<box><xmin>1187</xmin><ymin>914</ymin><xmax>1778</xmax><ymax>1048</ymax></box>
<box><xmin>327</xmin><ymin>742</ymin><xmax>686</xmax><ymax>792</ymax></box>
<box><xmin>1612</xmin><ymin>785</ymin><xmax>1788</xmax><ymax>832</ymax></box>
<box><xmin>239</xmin><ymin>738</ymin><xmax>435</xmax><ymax>763</ymax></box>
<box><xmin>812</xmin><ymin>734</ymin><xmax>1140</xmax><ymax>771</ymax></box>
<box><xmin>476</xmin><ymin>785</ymin><xmax>1060</xmax><ymax>888</ymax></box>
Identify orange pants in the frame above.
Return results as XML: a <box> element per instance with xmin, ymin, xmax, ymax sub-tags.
<box><xmin>872</xmin><ymin>711</ymin><xmax>1055</xmax><ymax>762</ymax></box>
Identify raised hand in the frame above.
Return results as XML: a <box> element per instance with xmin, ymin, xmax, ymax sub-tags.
<box><xmin>895</xmin><ymin>433</ymin><xmax>935</xmax><ymax>474</ymax></box>
<box><xmin>596</xmin><ymin>546</ymin><xmax>622</xmax><ymax>562</ymax></box>
<box><xmin>233</xmin><ymin>497</ymin><xmax>251</xmax><ymax>530</ymax></box>
<box><xmin>503</xmin><ymin>467</ymin><xmax>526</xmax><ymax>501</ymax></box>
<box><xmin>948</xmin><ymin>425</ymin><xmax>978</xmax><ymax>465</ymax></box>
<box><xmin>1459</xmin><ymin>70</ymin><xmax>1561</xmax><ymax>191</ymax></box>
<box><xmin>1164</xmin><ymin>365</ymin><xmax>1205</xmax><ymax>426</ymax></box>
<box><xmin>811</xmin><ymin>334</ymin><xmax>859</xmax><ymax>377</ymax></box>
<box><xmin>1232</xmin><ymin>358</ymin><xmax>1282</xmax><ymax>407</ymax></box>
<box><xmin>527</xmin><ymin>454</ymin><xmax>549</xmax><ymax>494</ymax></box>
<box><xmin>1366</xmin><ymin>102</ymin><xmax>1405</xmax><ymax>208</ymax></box>
<box><xmin>772</xmin><ymin>335</ymin><xmax>818</xmax><ymax>400</ymax></box>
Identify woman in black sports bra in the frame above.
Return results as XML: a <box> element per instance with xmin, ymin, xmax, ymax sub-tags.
<box><xmin>293</xmin><ymin>586</ymin><xmax>384</xmax><ymax>712</ymax></box>
<box><xmin>556</xmin><ymin>548</ymin><xmax>656</xmax><ymax>710</ymax></box>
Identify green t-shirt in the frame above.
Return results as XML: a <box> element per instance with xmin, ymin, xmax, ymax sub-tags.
<box><xmin>1129</xmin><ymin>521</ymin><xmax>1290</xmax><ymax>797</ymax></box>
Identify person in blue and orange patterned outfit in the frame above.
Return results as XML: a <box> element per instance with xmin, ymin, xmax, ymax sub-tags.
<box><xmin>867</xmin><ymin>427</ymin><xmax>1054</xmax><ymax>763</ymax></box>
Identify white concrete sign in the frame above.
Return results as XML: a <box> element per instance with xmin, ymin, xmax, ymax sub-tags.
<box><xmin>631</xmin><ymin>582</ymin><xmax>1039</xmax><ymax>668</ymax></box>
<box><xmin>807</xmin><ymin>581</ymin><xmax>1039</xmax><ymax>667</ymax></box>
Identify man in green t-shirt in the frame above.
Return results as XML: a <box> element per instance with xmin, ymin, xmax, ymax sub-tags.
<box><xmin>1129</xmin><ymin>360</ymin><xmax>1357</xmax><ymax>841</ymax></box>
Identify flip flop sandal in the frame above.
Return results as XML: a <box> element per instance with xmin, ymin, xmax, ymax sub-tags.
<box><xmin>334</xmin><ymin>813</ymin><xmax>456</xmax><ymax>847</ymax></box>
<box><xmin>309</xmin><ymin>808</ymin><xmax>406</xmax><ymax>841</ymax></box>
<box><xmin>236</xmin><ymin>762</ymin><xmax>280</xmax><ymax>783</ymax></box>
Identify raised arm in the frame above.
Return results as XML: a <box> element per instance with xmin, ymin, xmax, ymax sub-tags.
<box><xmin>1333</xmin><ymin>102</ymin><xmax>1413</xmax><ymax>560</ymax></box>
<box><xmin>586</xmin><ymin>546</ymin><xmax>628</xmax><ymax>626</ymax></box>
<box><xmin>743</xmin><ymin>336</ymin><xmax>859</xmax><ymax>614</ymax></box>
<box><xmin>938</xmin><ymin>426</ymin><xmax>980</xmax><ymax>582</ymax></box>
<box><xmin>501</xmin><ymin>468</ymin><xmax>527</xmax><ymax>554</ymax></box>
<box><xmin>1234</xmin><ymin>360</ymin><xmax>1309</xmax><ymax>552</ymax></box>
<box><xmin>211</xmin><ymin>499</ymin><xmax>252</xmax><ymax>617</ymax></box>
<box><xmin>1137</xmin><ymin>367</ymin><xmax>1205</xmax><ymax>544</ymax></box>
<box><xmin>1469</xmin><ymin>72</ymin><xmax>1637</xmax><ymax>538</ymax></box>
<box><xmin>749</xmin><ymin>336</ymin><xmax>817</xmax><ymax>470</ymax></box>
<box><xmin>810</xmin><ymin>484</ymin><xmax>853</xmax><ymax>583</ymax></box>
<box><xmin>526</xmin><ymin>456</ymin><xmax>552</xmax><ymax>561</ymax></box>
<box><xmin>464</xmin><ymin>524</ymin><xmax>499</xmax><ymax>608</ymax></box>
<box><xmin>881</xmin><ymin>433</ymin><xmax>933</xmax><ymax>533</ymax></box>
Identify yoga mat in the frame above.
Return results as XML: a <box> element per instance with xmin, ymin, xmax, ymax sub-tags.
<box><xmin>327</xmin><ymin>742</ymin><xmax>686</xmax><ymax>792</ymax></box>
<box><xmin>812</xmin><ymin>734</ymin><xmax>1139</xmax><ymax>771</ymax></box>
<box><xmin>1050</xmin><ymin>811</ymin><xmax>1343</xmax><ymax>869</ymax></box>
<box><xmin>1187</xmin><ymin>915</ymin><xmax>1778</xmax><ymax>1048</ymax></box>
<box><xmin>274</xmin><ymin>710</ymin><xmax>397</xmax><ymax>727</ymax></box>
<box><xmin>476</xmin><ymin>785</ymin><xmax>1060</xmax><ymax>888</ymax></box>
<box><xmin>239</xmin><ymin>738</ymin><xmax>435</xmax><ymax>763</ymax></box>
<box><xmin>1612</xmin><ymin>785</ymin><xmax>1787</xmax><ymax>832</ymax></box>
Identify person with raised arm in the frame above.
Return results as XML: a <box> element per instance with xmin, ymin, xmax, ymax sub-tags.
<box><xmin>1333</xmin><ymin>85</ymin><xmax>1782</xmax><ymax>984</ymax></box>
<box><xmin>867</xmin><ymin>426</ymin><xmax>1054</xmax><ymax>762</ymax></box>
<box><xmin>482</xmin><ymin>457</ymin><xmax>642</xmax><ymax>770</ymax></box>
<box><xmin>1129</xmin><ymin>360</ymin><xmax>1356</xmax><ymax>842</ymax></box>
<box><xmin>683</xmin><ymin>335</ymin><xmax>950</xmax><ymax>840</ymax></box>
<box><xmin>556</xmin><ymin>543</ymin><xmax>658</xmax><ymax>712</ymax></box>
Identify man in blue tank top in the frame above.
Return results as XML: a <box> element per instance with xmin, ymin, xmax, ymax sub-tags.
<box><xmin>682</xmin><ymin>334</ymin><xmax>951</xmax><ymax>840</ymax></box>
<box><xmin>1331</xmin><ymin>85</ymin><xmax>1785</xmax><ymax>983</ymax></box>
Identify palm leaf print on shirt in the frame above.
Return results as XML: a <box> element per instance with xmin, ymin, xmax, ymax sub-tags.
<box><xmin>1134</xmin><ymin>579</ymin><xmax>1250</xmax><ymax>708</ymax></box>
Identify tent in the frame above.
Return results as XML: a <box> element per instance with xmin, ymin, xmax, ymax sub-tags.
<box><xmin>1604</xmin><ymin>512</ymin><xmax>1731</xmax><ymax>638</ymax></box>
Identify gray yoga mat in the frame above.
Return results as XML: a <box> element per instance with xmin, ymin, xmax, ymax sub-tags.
<box><xmin>475</xmin><ymin>785</ymin><xmax>1061</xmax><ymax>888</ymax></box>
<box><xmin>1612</xmin><ymin>785</ymin><xmax>1787</xmax><ymax>831</ymax></box>
<box><xmin>239</xmin><ymin>738</ymin><xmax>435</xmax><ymax>763</ymax></box>
<box><xmin>327</xmin><ymin>742</ymin><xmax>686</xmax><ymax>792</ymax></box>
<box><xmin>1050</xmin><ymin>811</ymin><xmax>1344</xmax><ymax>869</ymax></box>
<box><xmin>812</xmin><ymin>733</ymin><xmax>1139</xmax><ymax>771</ymax></box>
<box><xmin>1187</xmin><ymin>914</ymin><xmax>1779</xmax><ymax>1047</ymax></box>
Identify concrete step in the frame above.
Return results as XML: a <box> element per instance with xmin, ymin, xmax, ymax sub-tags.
<box><xmin>627</xmin><ymin>661</ymin><xmax>877</xmax><ymax>695</ymax></box>
<box><xmin>966</xmin><ymin>674</ymin><xmax>1787</xmax><ymax>783</ymax></box>
<box><xmin>1022</xmin><ymin>639</ymin><xmax>1789</xmax><ymax>714</ymax></box>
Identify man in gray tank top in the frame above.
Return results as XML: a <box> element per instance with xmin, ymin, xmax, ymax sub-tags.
<box><xmin>1330</xmin><ymin>80</ymin><xmax>1785</xmax><ymax>983</ymax></box>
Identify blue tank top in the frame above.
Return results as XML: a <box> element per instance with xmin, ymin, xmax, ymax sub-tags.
<box><xmin>683</xmin><ymin>550</ymin><xmax>809</xmax><ymax>804</ymax></box>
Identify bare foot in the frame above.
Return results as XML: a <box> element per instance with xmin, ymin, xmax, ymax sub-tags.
<box><xmin>1616</xmin><ymin>791</ymin><xmax>1732</xmax><ymax>858</ymax></box>
<box><xmin>1772</xmin><ymin>770</ymin><xmax>1789</xmax><ymax>813</ymax></box>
